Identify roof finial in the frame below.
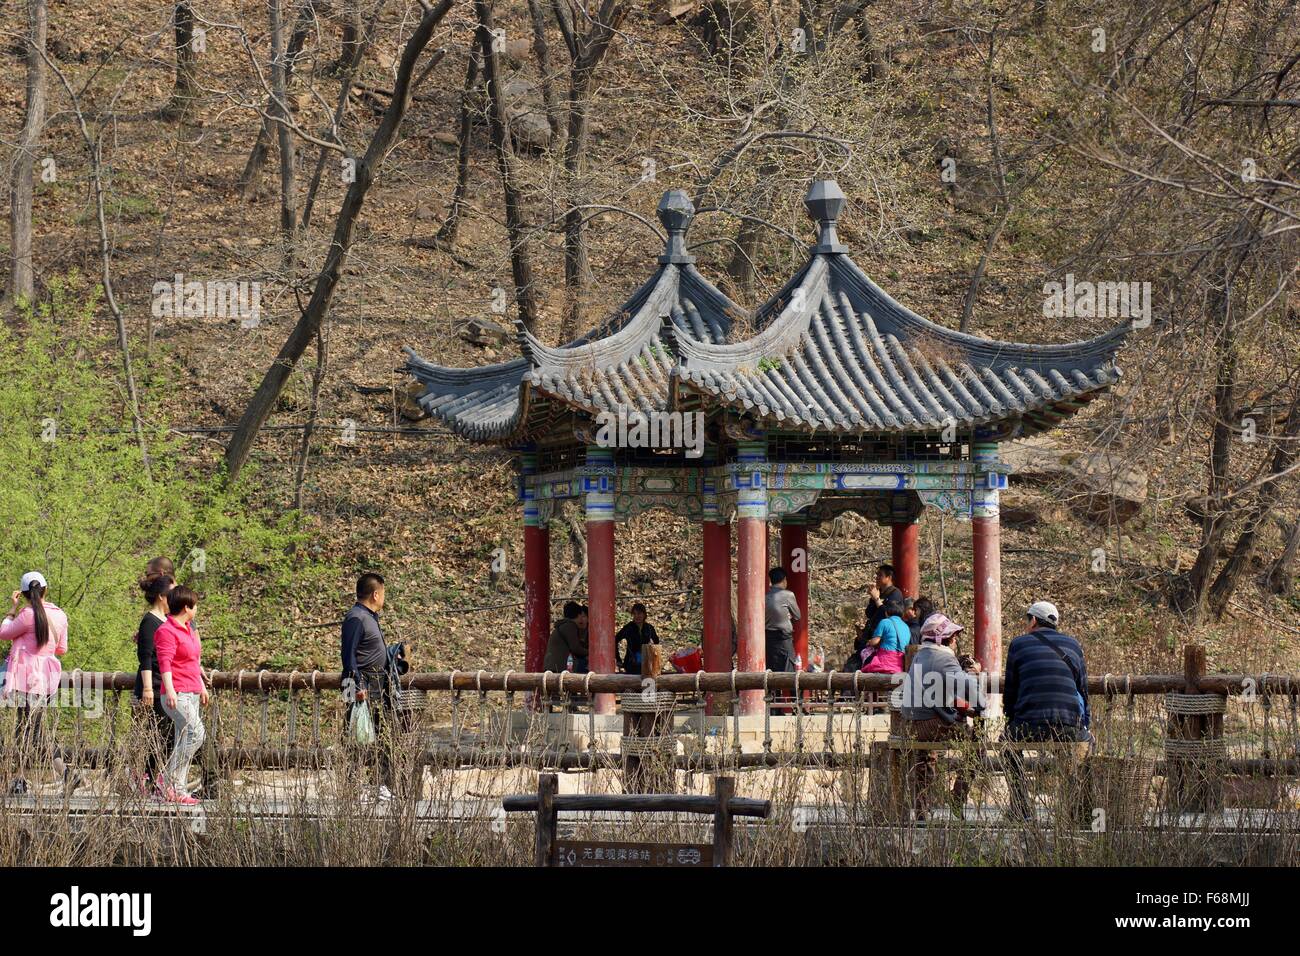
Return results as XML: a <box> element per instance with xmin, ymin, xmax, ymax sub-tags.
<box><xmin>805</xmin><ymin>180</ymin><xmax>848</xmax><ymax>254</ymax></box>
<box><xmin>657</xmin><ymin>189</ymin><xmax>696</xmax><ymax>265</ymax></box>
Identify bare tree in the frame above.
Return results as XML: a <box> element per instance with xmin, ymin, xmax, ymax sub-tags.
<box><xmin>1208</xmin><ymin>391</ymin><xmax>1300</xmax><ymax>614</ymax></box>
<box><xmin>8</xmin><ymin>0</ymin><xmax>47</xmax><ymax>305</ymax></box>
<box><xmin>270</xmin><ymin>0</ymin><xmax>300</xmax><ymax>264</ymax></box>
<box><xmin>553</xmin><ymin>0</ymin><xmax>627</xmax><ymax>341</ymax></box>
<box><xmin>1267</xmin><ymin>515</ymin><xmax>1300</xmax><ymax>595</ymax></box>
<box><xmin>475</xmin><ymin>0</ymin><xmax>541</xmax><ymax>331</ymax></box>
<box><xmin>435</xmin><ymin>46</ymin><xmax>482</xmax><ymax>245</ymax></box>
<box><xmin>39</xmin><ymin>47</ymin><xmax>151</xmax><ymax>479</ymax></box>
<box><xmin>162</xmin><ymin>2</ymin><xmax>201</xmax><ymax>120</ymax></box>
<box><xmin>525</xmin><ymin>0</ymin><xmax>563</xmax><ymax>141</ymax></box>
<box><xmin>224</xmin><ymin>0</ymin><xmax>455</xmax><ymax>483</ymax></box>
<box><xmin>238</xmin><ymin>2</ymin><xmax>316</xmax><ymax>200</ymax></box>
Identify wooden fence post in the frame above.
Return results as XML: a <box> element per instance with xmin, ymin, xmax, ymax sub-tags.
<box><xmin>536</xmin><ymin>773</ymin><xmax>558</xmax><ymax>867</ymax></box>
<box><xmin>713</xmin><ymin>775</ymin><xmax>734</xmax><ymax>866</ymax></box>
<box><xmin>623</xmin><ymin>644</ymin><xmax>674</xmax><ymax>793</ymax></box>
<box><xmin>1165</xmin><ymin>644</ymin><xmax>1225</xmax><ymax>813</ymax></box>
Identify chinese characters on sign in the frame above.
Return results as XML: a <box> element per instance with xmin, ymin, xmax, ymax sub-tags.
<box><xmin>553</xmin><ymin>840</ymin><xmax>712</xmax><ymax>868</ymax></box>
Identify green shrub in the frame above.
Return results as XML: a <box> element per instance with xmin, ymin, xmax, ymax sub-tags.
<box><xmin>0</xmin><ymin>276</ymin><xmax>335</xmax><ymax>672</ymax></box>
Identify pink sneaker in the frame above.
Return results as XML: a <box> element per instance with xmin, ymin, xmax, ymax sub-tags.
<box><xmin>161</xmin><ymin>788</ymin><xmax>199</xmax><ymax>806</ymax></box>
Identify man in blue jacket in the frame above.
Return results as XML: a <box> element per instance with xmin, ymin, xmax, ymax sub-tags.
<box><xmin>1002</xmin><ymin>600</ymin><xmax>1092</xmax><ymax>820</ymax></box>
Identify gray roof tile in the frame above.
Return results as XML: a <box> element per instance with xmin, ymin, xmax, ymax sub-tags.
<box><xmin>403</xmin><ymin>182</ymin><xmax>1128</xmax><ymax>444</ymax></box>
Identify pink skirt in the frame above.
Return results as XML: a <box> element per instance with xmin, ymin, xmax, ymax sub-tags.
<box><xmin>3</xmin><ymin>649</ymin><xmax>62</xmax><ymax>698</ymax></box>
<box><xmin>861</xmin><ymin>649</ymin><xmax>905</xmax><ymax>674</ymax></box>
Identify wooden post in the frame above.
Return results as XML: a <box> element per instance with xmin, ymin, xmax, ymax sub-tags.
<box><xmin>1165</xmin><ymin>644</ymin><xmax>1225</xmax><ymax>813</ymax></box>
<box><xmin>890</xmin><ymin>521</ymin><xmax>920</xmax><ymax>599</ymax></box>
<box><xmin>712</xmin><ymin>775</ymin><xmax>735</xmax><ymax>866</ymax></box>
<box><xmin>702</xmin><ymin>517</ymin><xmax>732</xmax><ymax>715</ymax></box>
<box><xmin>522</xmin><ymin>452</ymin><xmax>550</xmax><ymax>678</ymax></box>
<box><xmin>586</xmin><ymin>446</ymin><xmax>617</xmax><ymax>715</ymax></box>
<box><xmin>536</xmin><ymin>772</ymin><xmax>558</xmax><ymax>867</ymax></box>
<box><xmin>623</xmin><ymin>644</ymin><xmax>673</xmax><ymax>793</ymax></box>
<box><xmin>971</xmin><ymin>443</ymin><xmax>1003</xmax><ymax>676</ymax></box>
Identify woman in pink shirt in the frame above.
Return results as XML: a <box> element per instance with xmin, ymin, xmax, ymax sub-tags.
<box><xmin>153</xmin><ymin>585</ymin><xmax>208</xmax><ymax>805</ymax></box>
<box><xmin>0</xmin><ymin>571</ymin><xmax>81</xmax><ymax>794</ymax></box>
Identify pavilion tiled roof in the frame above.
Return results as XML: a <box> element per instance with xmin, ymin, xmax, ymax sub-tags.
<box><xmin>403</xmin><ymin>181</ymin><xmax>1127</xmax><ymax>444</ymax></box>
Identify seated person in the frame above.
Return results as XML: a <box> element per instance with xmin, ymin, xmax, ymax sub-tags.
<box><xmin>859</xmin><ymin>596</ymin><xmax>910</xmax><ymax>673</ymax></box>
<box><xmin>615</xmin><ymin>602</ymin><xmax>660</xmax><ymax>674</ymax></box>
<box><xmin>899</xmin><ymin>612</ymin><xmax>983</xmax><ymax>818</ymax></box>
<box><xmin>900</xmin><ymin>613</ymin><xmax>983</xmax><ymax>731</ymax></box>
<box><xmin>1002</xmin><ymin>600</ymin><xmax>1092</xmax><ymax>820</ymax></box>
<box><xmin>542</xmin><ymin>601</ymin><xmax>589</xmax><ymax>675</ymax></box>
<box><xmin>904</xmin><ymin>596</ymin><xmax>937</xmax><ymax>644</ymax></box>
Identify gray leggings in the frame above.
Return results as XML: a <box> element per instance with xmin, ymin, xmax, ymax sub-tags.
<box><xmin>161</xmin><ymin>692</ymin><xmax>205</xmax><ymax>793</ymax></box>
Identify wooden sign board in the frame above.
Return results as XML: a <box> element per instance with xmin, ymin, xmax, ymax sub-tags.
<box><xmin>553</xmin><ymin>840</ymin><xmax>712</xmax><ymax>868</ymax></box>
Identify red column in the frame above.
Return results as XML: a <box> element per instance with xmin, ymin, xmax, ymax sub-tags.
<box><xmin>972</xmin><ymin>514</ymin><xmax>1002</xmax><ymax>676</ymax></box>
<box><xmin>702</xmin><ymin>519</ymin><xmax>732</xmax><ymax>715</ymax></box>
<box><xmin>780</xmin><ymin>522</ymin><xmax>809</xmax><ymax>670</ymax></box>
<box><xmin>587</xmin><ymin>519</ymin><xmax>616</xmax><ymax>714</ymax></box>
<box><xmin>736</xmin><ymin>517</ymin><xmax>766</xmax><ymax>715</ymax></box>
<box><xmin>890</xmin><ymin>521</ymin><xmax>920</xmax><ymax>599</ymax></box>
<box><xmin>972</xmin><ymin>441</ymin><xmax>1003</xmax><ymax>676</ymax></box>
<box><xmin>523</xmin><ymin>525</ymin><xmax>550</xmax><ymax>674</ymax></box>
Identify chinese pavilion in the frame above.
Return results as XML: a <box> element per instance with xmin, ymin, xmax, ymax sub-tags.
<box><xmin>403</xmin><ymin>180</ymin><xmax>1127</xmax><ymax>716</ymax></box>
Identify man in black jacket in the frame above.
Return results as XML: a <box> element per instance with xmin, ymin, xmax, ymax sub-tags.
<box><xmin>846</xmin><ymin>564</ymin><xmax>903</xmax><ymax>669</ymax></box>
<box><xmin>341</xmin><ymin>572</ymin><xmax>394</xmax><ymax>802</ymax></box>
<box><xmin>616</xmin><ymin>603</ymin><xmax>659</xmax><ymax>674</ymax></box>
<box><xmin>864</xmin><ymin>564</ymin><xmax>902</xmax><ymax>637</ymax></box>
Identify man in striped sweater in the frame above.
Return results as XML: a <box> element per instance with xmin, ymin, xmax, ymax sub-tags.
<box><xmin>1001</xmin><ymin>601</ymin><xmax>1092</xmax><ymax>820</ymax></box>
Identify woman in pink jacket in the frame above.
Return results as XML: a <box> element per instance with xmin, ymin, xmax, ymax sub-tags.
<box><xmin>0</xmin><ymin>571</ymin><xmax>80</xmax><ymax>794</ymax></box>
<box><xmin>153</xmin><ymin>585</ymin><xmax>208</xmax><ymax>805</ymax></box>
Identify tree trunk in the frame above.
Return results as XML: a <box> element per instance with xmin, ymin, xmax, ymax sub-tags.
<box><xmin>1267</xmin><ymin>516</ymin><xmax>1300</xmax><ymax>595</ymax></box>
<box><xmin>223</xmin><ymin>0</ymin><xmax>454</xmax><ymax>484</ymax></box>
<box><xmin>270</xmin><ymin>0</ymin><xmax>299</xmax><ymax>265</ymax></box>
<box><xmin>9</xmin><ymin>0</ymin><xmax>47</xmax><ymax>305</ymax></box>
<box><xmin>163</xmin><ymin>2</ymin><xmax>201</xmax><ymax>119</ymax></box>
<box><xmin>43</xmin><ymin>46</ymin><xmax>152</xmax><ymax>479</ymax></box>
<box><xmin>526</xmin><ymin>0</ymin><xmax>563</xmax><ymax>142</ymax></box>
<box><xmin>557</xmin><ymin>0</ymin><xmax>627</xmax><ymax>341</ymax></box>
<box><xmin>338</xmin><ymin>1</ymin><xmax>364</xmax><ymax>74</ymax></box>
<box><xmin>436</xmin><ymin>49</ymin><xmax>482</xmax><ymax>245</ymax></box>
<box><xmin>476</xmin><ymin>0</ymin><xmax>542</xmax><ymax>332</ymax></box>
<box><xmin>723</xmin><ymin>157</ymin><xmax>777</xmax><ymax>302</ymax></box>
<box><xmin>1207</xmin><ymin>393</ymin><xmax>1300</xmax><ymax>615</ymax></box>
<box><xmin>300</xmin><ymin>9</ymin><xmax>374</xmax><ymax>233</ymax></box>
<box><xmin>238</xmin><ymin>2</ymin><xmax>315</xmax><ymax>200</ymax></box>
<box><xmin>293</xmin><ymin>323</ymin><xmax>329</xmax><ymax>509</ymax></box>
<box><xmin>1179</xmin><ymin>282</ymin><xmax>1238</xmax><ymax>614</ymax></box>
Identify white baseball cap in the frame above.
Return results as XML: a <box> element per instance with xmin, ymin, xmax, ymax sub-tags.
<box><xmin>1026</xmin><ymin>600</ymin><xmax>1059</xmax><ymax>627</ymax></box>
<box><xmin>19</xmin><ymin>571</ymin><xmax>47</xmax><ymax>593</ymax></box>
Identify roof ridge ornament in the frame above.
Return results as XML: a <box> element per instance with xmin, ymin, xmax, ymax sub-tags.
<box><xmin>511</xmin><ymin>313</ymin><xmax>538</xmax><ymax>366</ymax></box>
<box><xmin>657</xmin><ymin>189</ymin><xmax>697</xmax><ymax>265</ymax></box>
<box><xmin>658</xmin><ymin>308</ymin><xmax>681</xmax><ymax>364</ymax></box>
<box><xmin>805</xmin><ymin>179</ymin><xmax>848</xmax><ymax>254</ymax></box>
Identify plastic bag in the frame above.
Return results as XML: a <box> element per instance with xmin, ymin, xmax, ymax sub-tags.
<box><xmin>349</xmin><ymin>701</ymin><xmax>376</xmax><ymax>745</ymax></box>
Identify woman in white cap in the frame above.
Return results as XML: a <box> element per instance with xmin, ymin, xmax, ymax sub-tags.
<box><xmin>0</xmin><ymin>572</ymin><xmax>80</xmax><ymax>793</ymax></box>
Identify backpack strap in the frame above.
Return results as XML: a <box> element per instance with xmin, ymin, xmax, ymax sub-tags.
<box><xmin>1031</xmin><ymin>631</ymin><xmax>1084</xmax><ymax>694</ymax></box>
